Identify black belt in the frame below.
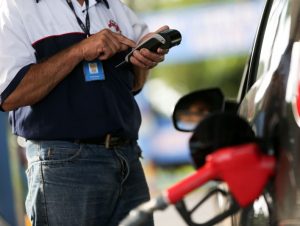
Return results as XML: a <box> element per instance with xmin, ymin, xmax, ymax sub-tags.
<box><xmin>74</xmin><ymin>134</ymin><xmax>132</xmax><ymax>148</ymax></box>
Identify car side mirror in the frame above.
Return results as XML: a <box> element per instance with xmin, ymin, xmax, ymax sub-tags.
<box><xmin>172</xmin><ymin>88</ymin><xmax>225</xmax><ymax>132</ymax></box>
<box><xmin>189</xmin><ymin>112</ymin><xmax>256</xmax><ymax>168</ymax></box>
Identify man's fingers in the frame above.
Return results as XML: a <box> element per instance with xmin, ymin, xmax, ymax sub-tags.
<box><xmin>98</xmin><ymin>46</ymin><xmax>114</xmax><ymax>60</ymax></box>
<box><xmin>132</xmin><ymin>50</ymin><xmax>152</xmax><ymax>66</ymax></box>
<box><xmin>81</xmin><ymin>29</ymin><xmax>137</xmax><ymax>61</ymax></box>
<box><xmin>140</xmin><ymin>48</ymin><xmax>164</xmax><ymax>62</ymax></box>
<box><xmin>130</xmin><ymin>49</ymin><xmax>162</xmax><ymax>69</ymax></box>
<box><xmin>157</xmin><ymin>48</ymin><xmax>169</xmax><ymax>55</ymax></box>
<box><xmin>114</xmin><ymin>33</ymin><xmax>136</xmax><ymax>48</ymax></box>
<box><xmin>131</xmin><ymin>56</ymin><xmax>156</xmax><ymax>69</ymax></box>
<box><xmin>128</xmin><ymin>27</ymin><xmax>171</xmax><ymax>69</ymax></box>
<box><xmin>102</xmin><ymin>32</ymin><xmax>121</xmax><ymax>53</ymax></box>
<box><xmin>130</xmin><ymin>57</ymin><xmax>148</xmax><ymax>69</ymax></box>
<box><xmin>155</xmin><ymin>25</ymin><xmax>169</xmax><ymax>33</ymax></box>
<box><xmin>98</xmin><ymin>28</ymin><xmax>136</xmax><ymax>50</ymax></box>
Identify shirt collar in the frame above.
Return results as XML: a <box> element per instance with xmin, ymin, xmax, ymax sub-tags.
<box><xmin>35</xmin><ymin>0</ymin><xmax>109</xmax><ymax>9</ymax></box>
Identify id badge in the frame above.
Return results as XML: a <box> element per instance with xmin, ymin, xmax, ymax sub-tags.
<box><xmin>83</xmin><ymin>60</ymin><xmax>105</xmax><ymax>82</ymax></box>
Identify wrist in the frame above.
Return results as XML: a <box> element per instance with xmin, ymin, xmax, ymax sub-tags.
<box><xmin>132</xmin><ymin>66</ymin><xmax>149</xmax><ymax>91</ymax></box>
<box><xmin>71</xmin><ymin>42</ymin><xmax>85</xmax><ymax>62</ymax></box>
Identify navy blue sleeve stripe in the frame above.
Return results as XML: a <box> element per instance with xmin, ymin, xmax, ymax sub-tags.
<box><xmin>0</xmin><ymin>64</ymin><xmax>33</xmax><ymax>110</ymax></box>
<box><xmin>31</xmin><ymin>32</ymin><xmax>85</xmax><ymax>47</ymax></box>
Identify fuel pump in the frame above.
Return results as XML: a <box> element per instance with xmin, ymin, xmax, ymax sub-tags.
<box><xmin>119</xmin><ymin>113</ymin><xmax>276</xmax><ymax>226</ymax></box>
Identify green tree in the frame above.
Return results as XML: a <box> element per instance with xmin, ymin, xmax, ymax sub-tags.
<box><xmin>125</xmin><ymin>0</ymin><xmax>248</xmax><ymax>12</ymax></box>
<box><xmin>125</xmin><ymin>0</ymin><xmax>252</xmax><ymax>99</ymax></box>
<box><xmin>151</xmin><ymin>56</ymin><xmax>247</xmax><ymax>99</ymax></box>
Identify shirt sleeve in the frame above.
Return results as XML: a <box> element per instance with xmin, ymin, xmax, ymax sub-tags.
<box><xmin>121</xmin><ymin>3</ymin><xmax>149</xmax><ymax>42</ymax></box>
<box><xmin>0</xmin><ymin>0</ymin><xmax>36</xmax><ymax>109</ymax></box>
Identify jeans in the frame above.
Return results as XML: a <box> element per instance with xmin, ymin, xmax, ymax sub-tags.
<box><xmin>25</xmin><ymin>140</ymin><xmax>153</xmax><ymax>226</ymax></box>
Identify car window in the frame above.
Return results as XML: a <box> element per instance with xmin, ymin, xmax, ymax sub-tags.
<box><xmin>255</xmin><ymin>0</ymin><xmax>290</xmax><ymax>82</ymax></box>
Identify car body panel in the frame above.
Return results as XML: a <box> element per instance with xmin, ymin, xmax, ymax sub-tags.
<box><xmin>237</xmin><ymin>0</ymin><xmax>300</xmax><ymax>224</ymax></box>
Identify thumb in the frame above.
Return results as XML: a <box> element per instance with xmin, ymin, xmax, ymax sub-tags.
<box><xmin>155</xmin><ymin>25</ymin><xmax>169</xmax><ymax>33</ymax></box>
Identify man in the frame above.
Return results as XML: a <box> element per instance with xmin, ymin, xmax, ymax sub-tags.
<box><xmin>0</xmin><ymin>0</ymin><xmax>169</xmax><ymax>225</ymax></box>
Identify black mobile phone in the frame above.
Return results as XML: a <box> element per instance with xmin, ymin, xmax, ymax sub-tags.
<box><xmin>115</xmin><ymin>29</ymin><xmax>182</xmax><ymax>68</ymax></box>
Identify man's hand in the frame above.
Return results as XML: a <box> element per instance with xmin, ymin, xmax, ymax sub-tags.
<box><xmin>78</xmin><ymin>29</ymin><xmax>136</xmax><ymax>61</ymax></box>
<box><xmin>130</xmin><ymin>25</ymin><xmax>170</xmax><ymax>92</ymax></box>
<box><xmin>130</xmin><ymin>25</ymin><xmax>170</xmax><ymax>69</ymax></box>
<box><xmin>2</xmin><ymin>29</ymin><xmax>136</xmax><ymax>111</ymax></box>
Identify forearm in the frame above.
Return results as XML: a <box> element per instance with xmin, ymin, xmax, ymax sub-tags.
<box><xmin>2</xmin><ymin>29</ymin><xmax>136</xmax><ymax>111</ymax></box>
<box><xmin>132</xmin><ymin>66</ymin><xmax>149</xmax><ymax>91</ymax></box>
<box><xmin>2</xmin><ymin>44</ymin><xmax>83</xmax><ymax>111</ymax></box>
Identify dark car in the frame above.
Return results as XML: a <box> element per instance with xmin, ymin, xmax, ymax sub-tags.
<box><xmin>120</xmin><ymin>0</ymin><xmax>300</xmax><ymax>225</ymax></box>
<box><xmin>174</xmin><ymin>0</ymin><xmax>300</xmax><ymax>225</ymax></box>
<box><xmin>233</xmin><ymin>0</ymin><xmax>300</xmax><ymax>224</ymax></box>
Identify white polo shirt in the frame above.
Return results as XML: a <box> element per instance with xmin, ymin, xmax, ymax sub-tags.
<box><xmin>0</xmin><ymin>0</ymin><xmax>149</xmax><ymax>140</ymax></box>
<box><xmin>0</xmin><ymin>0</ymin><xmax>148</xmax><ymax>104</ymax></box>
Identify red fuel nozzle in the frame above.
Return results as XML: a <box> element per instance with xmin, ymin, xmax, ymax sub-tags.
<box><xmin>165</xmin><ymin>143</ymin><xmax>276</xmax><ymax>207</ymax></box>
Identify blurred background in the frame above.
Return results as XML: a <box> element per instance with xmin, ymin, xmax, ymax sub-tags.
<box><xmin>0</xmin><ymin>0</ymin><xmax>265</xmax><ymax>225</ymax></box>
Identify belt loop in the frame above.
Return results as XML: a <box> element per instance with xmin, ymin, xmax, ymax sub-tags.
<box><xmin>105</xmin><ymin>134</ymin><xmax>111</xmax><ymax>149</ymax></box>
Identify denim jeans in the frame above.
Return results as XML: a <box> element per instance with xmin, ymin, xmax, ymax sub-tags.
<box><xmin>25</xmin><ymin>140</ymin><xmax>153</xmax><ymax>226</ymax></box>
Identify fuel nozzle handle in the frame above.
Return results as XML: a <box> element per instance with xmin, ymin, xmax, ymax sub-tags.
<box><xmin>119</xmin><ymin>143</ymin><xmax>276</xmax><ymax>226</ymax></box>
<box><xmin>165</xmin><ymin>143</ymin><xmax>276</xmax><ymax>207</ymax></box>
